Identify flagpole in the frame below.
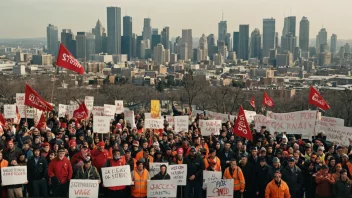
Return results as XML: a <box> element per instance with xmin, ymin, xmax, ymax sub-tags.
<box><xmin>51</xmin><ymin>64</ymin><xmax>56</xmax><ymax>104</ymax></box>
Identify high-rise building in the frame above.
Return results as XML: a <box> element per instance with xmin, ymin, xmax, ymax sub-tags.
<box><xmin>86</xmin><ymin>33</ymin><xmax>95</xmax><ymax>58</ymax></box>
<box><xmin>123</xmin><ymin>16</ymin><xmax>132</xmax><ymax>37</ymax></box>
<box><xmin>180</xmin><ymin>43</ymin><xmax>188</xmax><ymax>60</ymax></box>
<box><xmin>76</xmin><ymin>32</ymin><xmax>87</xmax><ymax>59</ymax></box>
<box><xmin>239</xmin><ymin>25</ymin><xmax>249</xmax><ymax>60</ymax></box>
<box><xmin>281</xmin><ymin>32</ymin><xmax>296</xmax><ymax>53</ymax></box>
<box><xmin>161</xmin><ymin>27</ymin><xmax>170</xmax><ymax>49</ymax></box>
<box><xmin>47</xmin><ymin>24</ymin><xmax>59</xmax><ymax>56</ymax></box>
<box><xmin>345</xmin><ymin>43</ymin><xmax>351</xmax><ymax>54</ymax></box>
<box><xmin>136</xmin><ymin>35</ymin><xmax>143</xmax><ymax>58</ymax></box>
<box><xmin>330</xmin><ymin>34</ymin><xmax>337</xmax><ymax>54</ymax></box>
<box><xmin>132</xmin><ymin>34</ymin><xmax>137</xmax><ymax>58</ymax></box>
<box><xmin>92</xmin><ymin>19</ymin><xmax>106</xmax><ymax>54</ymax></box>
<box><xmin>61</xmin><ymin>29</ymin><xmax>76</xmax><ymax>57</ymax></box>
<box><xmin>316</xmin><ymin>28</ymin><xmax>328</xmax><ymax>53</ymax></box>
<box><xmin>217</xmin><ymin>40</ymin><xmax>228</xmax><ymax>60</ymax></box>
<box><xmin>263</xmin><ymin>18</ymin><xmax>275</xmax><ymax>57</ymax></box>
<box><xmin>122</xmin><ymin>16</ymin><xmax>132</xmax><ymax>60</ymax></box>
<box><xmin>299</xmin><ymin>17</ymin><xmax>309</xmax><ymax>52</ymax></box>
<box><xmin>107</xmin><ymin>7</ymin><xmax>122</xmax><ymax>55</ymax></box>
<box><xmin>218</xmin><ymin>20</ymin><xmax>227</xmax><ymax>42</ymax></box>
<box><xmin>164</xmin><ymin>49</ymin><xmax>170</xmax><ymax>63</ymax></box>
<box><xmin>207</xmin><ymin>34</ymin><xmax>216</xmax><ymax>59</ymax></box>
<box><xmin>339</xmin><ymin>46</ymin><xmax>345</xmax><ymax>58</ymax></box>
<box><xmin>282</xmin><ymin>16</ymin><xmax>296</xmax><ymax>37</ymax></box>
<box><xmin>233</xmin><ymin>32</ymin><xmax>240</xmax><ymax>53</ymax></box>
<box><xmin>151</xmin><ymin>34</ymin><xmax>161</xmax><ymax>51</ymax></box>
<box><xmin>250</xmin><ymin>28</ymin><xmax>261</xmax><ymax>59</ymax></box>
<box><xmin>142</xmin><ymin>18</ymin><xmax>152</xmax><ymax>41</ymax></box>
<box><xmin>199</xmin><ymin>34</ymin><xmax>208</xmax><ymax>61</ymax></box>
<box><xmin>153</xmin><ymin>44</ymin><xmax>165</xmax><ymax>64</ymax></box>
<box><xmin>275</xmin><ymin>32</ymin><xmax>279</xmax><ymax>48</ymax></box>
<box><xmin>152</xmin><ymin>28</ymin><xmax>158</xmax><ymax>35</ymax></box>
<box><xmin>140</xmin><ymin>40</ymin><xmax>147</xmax><ymax>59</ymax></box>
<box><xmin>182</xmin><ymin>29</ymin><xmax>192</xmax><ymax>60</ymax></box>
<box><xmin>225</xmin><ymin>33</ymin><xmax>232</xmax><ymax>51</ymax></box>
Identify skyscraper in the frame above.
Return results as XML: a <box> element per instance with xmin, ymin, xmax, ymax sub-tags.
<box><xmin>182</xmin><ymin>29</ymin><xmax>192</xmax><ymax>60</ymax></box>
<box><xmin>47</xmin><ymin>24</ymin><xmax>59</xmax><ymax>56</ymax></box>
<box><xmin>123</xmin><ymin>16</ymin><xmax>132</xmax><ymax>37</ymax></box>
<box><xmin>180</xmin><ymin>43</ymin><xmax>188</xmax><ymax>60</ymax></box>
<box><xmin>263</xmin><ymin>18</ymin><xmax>275</xmax><ymax>57</ymax></box>
<box><xmin>281</xmin><ymin>32</ymin><xmax>296</xmax><ymax>53</ymax></box>
<box><xmin>161</xmin><ymin>27</ymin><xmax>170</xmax><ymax>49</ymax></box>
<box><xmin>225</xmin><ymin>33</ymin><xmax>232</xmax><ymax>51</ymax></box>
<box><xmin>207</xmin><ymin>34</ymin><xmax>216</xmax><ymax>59</ymax></box>
<box><xmin>153</xmin><ymin>44</ymin><xmax>165</xmax><ymax>64</ymax></box>
<box><xmin>122</xmin><ymin>16</ymin><xmax>133</xmax><ymax>60</ymax></box>
<box><xmin>316</xmin><ymin>28</ymin><xmax>328</xmax><ymax>53</ymax></box>
<box><xmin>299</xmin><ymin>17</ymin><xmax>309</xmax><ymax>52</ymax></box>
<box><xmin>282</xmin><ymin>16</ymin><xmax>296</xmax><ymax>37</ymax></box>
<box><xmin>86</xmin><ymin>33</ymin><xmax>95</xmax><ymax>58</ymax></box>
<box><xmin>218</xmin><ymin>20</ymin><xmax>227</xmax><ymax>42</ymax></box>
<box><xmin>250</xmin><ymin>28</ymin><xmax>261</xmax><ymax>59</ymax></box>
<box><xmin>199</xmin><ymin>34</ymin><xmax>208</xmax><ymax>60</ymax></box>
<box><xmin>76</xmin><ymin>32</ymin><xmax>87</xmax><ymax>59</ymax></box>
<box><xmin>330</xmin><ymin>34</ymin><xmax>337</xmax><ymax>54</ymax></box>
<box><xmin>142</xmin><ymin>18</ymin><xmax>152</xmax><ymax>41</ymax></box>
<box><xmin>151</xmin><ymin>34</ymin><xmax>161</xmax><ymax>51</ymax></box>
<box><xmin>233</xmin><ymin>32</ymin><xmax>240</xmax><ymax>54</ymax></box>
<box><xmin>107</xmin><ymin>7</ymin><xmax>122</xmax><ymax>55</ymax></box>
<box><xmin>239</xmin><ymin>25</ymin><xmax>249</xmax><ymax>60</ymax></box>
<box><xmin>152</xmin><ymin>28</ymin><xmax>158</xmax><ymax>35</ymax></box>
<box><xmin>92</xmin><ymin>19</ymin><xmax>106</xmax><ymax>54</ymax></box>
<box><xmin>61</xmin><ymin>29</ymin><xmax>76</xmax><ymax>57</ymax></box>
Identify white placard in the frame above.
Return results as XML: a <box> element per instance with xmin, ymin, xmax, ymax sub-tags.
<box><xmin>16</xmin><ymin>93</ymin><xmax>25</xmax><ymax>106</ymax></box>
<box><xmin>165</xmin><ymin>116</ymin><xmax>174</xmax><ymax>128</ymax></box>
<box><xmin>147</xmin><ymin>180</ymin><xmax>177</xmax><ymax>198</ymax></box>
<box><xmin>92</xmin><ymin>106</ymin><xmax>104</xmax><ymax>116</ymax></box>
<box><xmin>115</xmin><ymin>100</ymin><xmax>124</xmax><ymax>114</ymax></box>
<box><xmin>316</xmin><ymin>116</ymin><xmax>345</xmax><ymax>134</ymax></box>
<box><xmin>17</xmin><ymin>105</ymin><xmax>26</xmax><ymax>118</ymax></box>
<box><xmin>145</xmin><ymin>119</ymin><xmax>164</xmax><ymax>129</ymax></box>
<box><xmin>174</xmin><ymin>116</ymin><xmax>189</xmax><ymax>132</ymax></box>
<box><xmin>324</xmin><ymin>125</ymin><xmax>352</xmax><ymax>146</ymax></box>
<box><xmin>68</xmin><ymin>105</ymin><xmax>77</xmax><ymax>119</ymax></box>
<box><xmin>93</xmin><ymin>116</ymin><xmax>110</xmax><ymax>134</ymax></box>
<box><xmin>203</xmin><ymin>170</ymin><xmax>222</xmax><ymax>188</ymax></box>
<box><xmin>69</xmin><ymin>179</ymin><xmax>99</xmax><ymax>198</ymax></box>
<box><xmin>58</xmin><ymin>104</ymin><xmax>69</xmax><ymax>117</ymax></box>
<box><xmin>4</xmin><ymin>104</ymin><xmax>16</xmax><ymax>119</ymax></box>
<box><xmin>1</xmin><ymin>166</ymin><xmax>27</xmax><ymax>186</ymax></box>
<box><xmin>169</xmin><ymin>164</ymin><xmax>187</xmax><ymax>185</ymax></box>
<box><xmin>206</xmin><ymin>179</ymin><xmax>234</xmax><ymax>198</ymax></box>
<box><xmin>85</xmin><ymin>96</ymin><xmax>94</xmax><ymax>111</ymax></box>
<box><xmin>124</xmin><ymin>110</ymin><xmax>136</xmax><ymax>128</ymax></box>
<box><xmin>26</xmin><ymin>107</ymin><xmax>35</xmax><ymax>119</ymax></box>
<box><xmin>244</xmin><ymin>110</ymin><xmax>256</xmax><ymax>123</ymax></box>
<box><xmin>145</xmin><ymin>113</ymin><xmax>151</xmax><ymax>119</ymax></box>
<box><xmin>149</xmin><ymin>162</ymin><xmax>169</xmax><ymax>178</ymax></box>
<box><xmin>206</xmin><ymin>111</ymin><xmax>229</xmax><ymax>123</ymax></box>
<box><xmin>199</xmin><ymin>120</ymin><xmax>222</xmax><ymax>136</ymax></box>
<box><xmin>101</xmin><ymin>165</ymin><xmax>132</xmax><ymax>187</ymax></box>
<box><xmin>104</xmin><ymin>104</ymin><xmax>116</xmax><ymax>119</ymax></box>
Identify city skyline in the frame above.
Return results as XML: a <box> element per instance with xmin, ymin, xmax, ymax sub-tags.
<box><xmin>2</xmin><ymin>0</ymin><xmax>352</xmax><ymax>39</ymax></box>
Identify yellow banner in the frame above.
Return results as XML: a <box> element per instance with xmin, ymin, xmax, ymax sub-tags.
<box><xmin>151</xmin><ymin>100</ymin><xmax>160</xmax><ymax>118</ymax></box>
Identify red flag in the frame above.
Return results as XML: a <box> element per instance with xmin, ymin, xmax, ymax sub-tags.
<box><xmin>308</xmin><ymin>86</ymin><xmax>330</xmax><ymax>110</ymax></box>
<box><xmin>73</xmin><ymin>102</ymin><xmax>88</xmax><ymax>121</ymax></box>
<box><xmin>250</xmin><ymin>96</ymin><xmax>256</xmax><ymax>109</ymax></box>
<box><xmin>56</xmin><ymin>43</ymin><xmax>85</xmax><ymax>74</ymax></box>
<box><xmin>0</xmin><ymin>113</ymin><xmax>6</xmax><ymax>127</ymax></box>
<box><xmin>24</xmin><ymin>83</ymin><xmax>53</xmax><ymax>112</ymax></box>
<box><xmin>36</xmin><ymin>112</ymin><xmax>46</xmax><ymax>129</ymax></box>
<box><xmin>263</xmin><ymin>91</ymin><xmax>274</xmax><ymax>108</ymax></box>
<box><xmin>233</xmin><ymin>106</ymin><xmax>252</xmax><ymax>141</ymax></box>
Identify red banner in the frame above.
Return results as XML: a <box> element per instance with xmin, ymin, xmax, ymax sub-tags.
<box><xmin>73</xmin><ymin>102</ymin><xmax>88</xmax><ymax>121</ymax></box>
<box><xmin>233</xmin><ymin>106</ymin><xmax>252</xmax><ymax>140</ymax></box>
<box><xmin>36</xmin><ymin>112</ymin><xmax>46</xmax><ymax>129</ymax></box>
<box><xmin>24</xmin><ymin>83</ymin><xmax>53</xmax><ymax>112</ymax></box>
<box><xmin>308</xmin><ymin>86</ymin><xmax>330</xmax><ymax>111</ymax></box>
<box><xmin>263</xmin><ymin>91</ymin><xmax>274</xmax><ymax>108</ymax></box>
<box><xmin>0</xmin><ymin>113</ymin><xmax>6</xmax><ymax>126</ymax></box>
<box><xmin>56</xmin><ymin>43</ymin><xmax>85</xmax><ymax>74</ymax></box>
<box><xmin>250</xmin><ymin>96</ymin><xmax>256</xmax><ymax>109</ymax></box>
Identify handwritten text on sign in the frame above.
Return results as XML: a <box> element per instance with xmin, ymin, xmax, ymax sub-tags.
<box><xmin>102</xmin><ymin>165</ymin><xmax>132</xmax><ymax>187</ymax></box>
<box><xmin>147</xmin><ymin>180</ymin><xmax>177</xmax><ymax>198</ymax></box>
<box><xmin>169</xmin><ymin>164</ymin><xmax>187</xmax><ymax>185</ymax></box>
<box><xmin>1</xmin><ymin>166</ymin><xmax>27</xmax><ymax>186</ymax></box>
<box><xmin>203</xmin><ymin>170</ymin><xmax>222</xmax><ymax>188</ymax></box>
<box><xmin>199</xmin><ymin>120</ymin><xmax>222</xmax><ymax>136</ymax></box>
<box><xmin>124</xmin><ymin>110</ymin><xmax>136</xmax><ymax>128</ymax></box>
<box><xmin>69</xmin><ymin>179</ymin><xmax>99</xmax><ymax>198</ymax></box>
<box><xmin>85</xmin><ymin>96</ymin><xmax>94</xmax><ymax>111</ymax></box>
<box><xmin>206</xmin><ymin>179</ymin><xmax>234</xmax><ymax>198</ymax></box>
<box><xmin>92</xmin><ymin>106</ymin><xmax>104</xmax><ymax>116</ymax></box>
<box><xmin>4</xmin><ymin>104</ymin><xmax>16</xmax><ymax>119</ymax></box>
<box><xmin>324</xmin><ymin>125</ymin><xmax>352</xmax><ymax>146</ymax></box>
<box><xmin>149</xmin><ymin>162</ymin><xmax>169</xmax><ymax>178</ymax></box>
<box><xmin>174</xmin><ymin>116</ymin><xmax>189</xmax><ymax>132</ymax></box>
<box><xmin>145</xmin><ymin>119</ymin><xmax>164</xmax><ymax>129</ymax></box>
<box><xmin>165</xmin><ymin>116</ymin><xmax>174</xmax><ymax>128</ymax></box>
<box><xmin>16</xmin><ymin>93</ymin><xmax>25</xmax><ymax>106</ymax></box>
<box><xmin>93</xmin><ymin>116</ymin><xmax>110</xmax><ymax>134</ymax></box>
<box><xmin>315</xmin><ymin>116</ymin><xmax>345</xmax><ymax>133</ymax></box>
<box><xmin>115</xmin><ymin>100</ymin><xmax>124</xmax><ymax>114</ymax></box>
<box><xmin>104</xmin><ymin>104</ymin><xmax>116</xmax><ymax>119</ymax></box>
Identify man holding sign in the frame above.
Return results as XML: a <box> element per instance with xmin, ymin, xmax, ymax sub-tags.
<box><xmin>131</xmin><ymin>159</ymin><xmax>150</xmax><ymax>198</ymax></box>
<box><xmin>223</xmin><ymin>158</ymin><xmax>245</xmax><ymax>198</ymax></box>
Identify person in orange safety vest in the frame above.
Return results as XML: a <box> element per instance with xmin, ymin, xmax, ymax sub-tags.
<box><xmin>265</xmin><ymin>170</ymin><xmax>290</xmax><ymax>198</ymax></box>
<box><xmin>223</xmin><ymin>158</ymin><xmax>245</xmax><ymax>198</ymax></box>
<box><xmin>131</xmin><ymin>159</ymin><xmax>150</xmax><ymax>198</ymax></box>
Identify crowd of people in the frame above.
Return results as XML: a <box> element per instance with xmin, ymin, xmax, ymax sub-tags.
<box><xmin>0</xmin><ymin>111</ymin><xmax>351</xmax><ymax>198</ymax></box>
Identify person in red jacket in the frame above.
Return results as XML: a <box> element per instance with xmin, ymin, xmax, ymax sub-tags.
<box><xmin>91</xmin><ymin>141</ymin><xmax>109</xmax><ymax>172</ymax></box>
<box><xmin>103</xmin><ymin>148</ymin><xmax>126</xmax><ymax>197</ymax></box>
<box><xmin>71</xmin><ymin>145</ymin><xmax>90</xmax><ymax>172</ymax></box>
<box><xmin>48</xmin><ymin>148</ymin><xmax>73</xmax><ymax>197</ymax></box>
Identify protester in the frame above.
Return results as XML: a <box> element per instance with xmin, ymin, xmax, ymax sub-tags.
<box><xmin>6</xmin><ymin>159</ymin><xmax>27</xmax><ymax>198</ymax></box>
<box><xmin>74</xmin><ymin>156</ymin><xmax>101</xmax><ymax>182</ymax></box>
<box><xmin>131</xmin><ymin>159</ymin><xmax>149</xmax><ymax>198</ymax></box>
<box><xmin>265</xmin><ymin>171</ymin><xmax>290</xmax><ymax>198</ymax></box>
<box><xmin>184</xmin><ymin>146</ymin><xmax>204</xmax><ymax>198</ymax></box>
<box><xmin>0</xmin><ymin>152</ymin><xmax>8</xmax><ymax>198</ymax></box>
<box><xmin>223</xmin><ymin>158</ymin><xmax>245</xmax><ymax>198</ymax></box>
<box><xmin>151</xmin><ymin>164</ymin><xmax>170</xmax><ymax>180</ymax></box>
<box><xmin>255</xmin><ymin>156</ymin><xmax>273</xmax><ymax>198</ymax></box>
<box><xmin>333</xmin><ymin>169</ymin><xmax>352</xmax><ymax>198</ymax></box>
<box><xmin>27</xmin><ymin>147</ymin><xmax>48</xmax><ymax>198</ymax></box>
<box><xmin>315</xmin><ymin>164</ymin><xmax>335</xmax><ymax>198</ymax></box>
<box><xmin>281</xmin><ymin>156</ymin><xmax>304</xmax><ymax>198</ymax></box>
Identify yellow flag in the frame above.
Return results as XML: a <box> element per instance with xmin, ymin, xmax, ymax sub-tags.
<box><xmin>151</xmin><ymin>100</ymin><xmax>160</xmax><ymax>118</ymax></box>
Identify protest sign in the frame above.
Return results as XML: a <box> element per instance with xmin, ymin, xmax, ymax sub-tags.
<box><xmin>254</xmin><ymin>114</ymin><xmax>267</xmax><ymax>131</ymax></box>
<box><xmin>147</xmin><ymin>180</ymin><xmax>177</xmax><ymax>198</ymax></box>
<box><xmin>206</xmin><ymin>111</ymin><xmax>229</xmax><ymax>123</ymax></box>
<box><xmin>17</xmin><ymin>105</ymin><xmax>26</xmax><ymax>118</ymax></box>
<box><xmin>324</xmin><ymin>125</ymin><xmax>352</xmax><ymax>146</ymax></box>
<box><xmin>169</xmin><ymin>164</ymin><xmax>187</xmax><ymax>185</ymax></box>
<box><xmin>316</xmin><ymin>116</ymin><xmax>345</xmax><ymax>133</ymax></box>
<box><xmin>115</xmin><ymin>100</ymin><xmax>124</xmax><ymax>114</ymax></box>
<box><xmin>101</xmin><ymin>165</ymin><xmax>132</xmax><ymax>187</ymax></box>
<box><xmin>26</xmin><ymin>107</ymin><xmax>35</xmax><ymax>119</ymax></box>
<box><xmin>16</xmin><ymin>93</ymin><xmax>25</xmax><ymax>106</ymax></box>
<box><xmin>93</xmin><ymin>116</ymin><xmax>110</xmax><ymax>133</ymax></box>
<box><xmin>92</xmin><ymin>106</ymin><xmax>104</xmax><ymax>116</ymax></box>
<box><xmin>229</xmin><ymin>115</ymin><xmax>236</xmax><ymax>123</ymax></box>
<box><xmin>1</xmin><ymin>166</ymin><xmax>27</xmax><ymax>186</ymax></box>
<box><xmin>174</xmin><ymin>116</ymin><xmax>189</xmax><ymax>132</ymax></box>
<box><xmin>206</xmin><ymin>179</ymin><xmax>234</xmax><ymax>198</ymax></box>
<box><xmin>145</xmin><ymin>113</ymin><xmax>151</xmax><ymax>119</ymax></box>
<box><xmin>203</xmin><ymin>170</ymin><xmax>222</xmax><ymax>188</ymax></box>
<box><xmin>149</xmin><ymin>162</ymin><xmax>169</xmax><ymax>178</ymax></box>
<box><xmin>58</xmin><ymin>104</ymin><xmax>69</xmax><ymax>117</ymax></box>
<box><xmin>104</xmin><ymin>104</ymin><xmax>116</xmax><ymax>119</ymax></box>
<box><xmin>124</xmin><ymin>110</ymin><xmax>136</xmax><ymax>128</ymax></box>
<box><xmin>85</xmin><ymin>96</ymin><xmax>94</xmax><ymax>111</ymax></box>
<box><xmin>199</xmin><ymin>120</ymin><xmax>222</xmax><ymax>136</ymax></box>
<box><xmin>244</xmin><ymin>110</ymin><xmax>256</xmax><ymax>123</ymax></box>
<box><xmin>4</xmin><ymin>104</ymin><xmax>16</xmax><ymax>119</ymax></box>
<box><xmin>145</xmin><ymin>119</ymin><xmax>164</xmax><ymax>129</ymax></box>
<box><xmin>67</xmin><ymin>105</ymin><xmax>77</xmax><ymax>119</ymax></box>
<box><xmin>151</xmin><ymin>100</ymin><xmax>160</xmax><ymax>118</ymax></box>
<box><xmin>69</xmin><ymin>179</ymin><xmax>99</xmax><ymax>198</ymax></box>
<box><xmin>165</xmin><ymin>116</ymin><xmax>174</xmax><ymax>128</ymax></box>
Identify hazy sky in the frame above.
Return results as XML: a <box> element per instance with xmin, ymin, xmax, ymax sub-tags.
<box><xmin>1</xmin><ymin>0</ymin><xmax>352</xmax><ymax>39</ymax></box>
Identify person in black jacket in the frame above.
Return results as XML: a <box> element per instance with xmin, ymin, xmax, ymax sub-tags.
<box><xmin>151</xmin><ymin>164</ymin><xmax>171</xmax><ymax>180</ymax></box>
<box><xmin>303</xmin><ymin>161</ymin><xmax>316</xmax><ymax>198</ymax></box>
<box><xmin>255</xmin><ymin>156</ymin><xmax>272</xmax><ymax>198</ymax></box>
<box><xmin>27</xmin><ymin>147</ymin><xmax>48</xmax><ymax>198</ymax></box>
<box><xmin>333</xmin><ymin>169</ymin><xmax>352</xmax><ymax>198</ymax></box>
<box><xmin>281</xmin><ymin>156</ymin><xmax>304</xmax><ymax>198</ymax></box>
<box><xmin>184</xmin><ymin>146</ymin><xmax>204</xmax><ymax>198</ymax></box>
<box><xmin>248</xmin><ymin>147</ymin><xmax>259</xmax><ymax>167</ymax></box>
<box><xmin>218</xmin><ymin>141</ymin><xmax>235</xmax><ymax>174</ymax></box>
<box><xmin>238</xmin><ymin>154</ymin><xmax>255</xmax><ymax>198</ymax></box>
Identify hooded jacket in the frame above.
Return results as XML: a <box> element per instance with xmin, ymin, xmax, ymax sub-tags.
<box><xmin>151</xmin><ymin>166</ymin><xmax>171</xmax><ymax>180</ymax></box>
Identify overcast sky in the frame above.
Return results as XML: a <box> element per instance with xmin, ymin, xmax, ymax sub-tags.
<box><xmin>1</xmin><ymin>0</ymin><xmax>351</xmax><ymax>39</ymax></box>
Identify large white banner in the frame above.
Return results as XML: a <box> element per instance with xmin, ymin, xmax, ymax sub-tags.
<box><xmin>101</xmin><ymin>165</ymin><xmax>132</xmax><ymax>187</ymax></box>
<box><xmin>203</xmin><ymin>170</ymin><xmax>222</xmax><ymax>188</ymax></box>
<box><xmin>93</xmin><ymin>116</ymin><xmax>110</xmax><ymax>134</ymax></box>
<box><xmin>199</xmin><ymin>120</ymin><xmax>222</xmax><ymax>136</ymax></box>
<box><xmin>145</xmin><ymin>119</ymin><xmax>164</xmax><ymax>129</ymax></box>
<box><xmin>92</xmin><ymin>106</ymin><xmax>104</xmax><ymax>116</ymax></box>
<box><xmin>104</xmin><ymin>104</ymin><xmax>116</xmax><ymax>119</ymax></box>
<box><xmin>316</xmin><ymin>116</ymin><xmax>345</xmax><ymax>133</ymax></box>
<box><xmin>206</xmin><ymin>179</ymin><xmax>234</xmax><ymax>198</ymax></box>
<box><xmin>169</xmin><ymin>164</ymin><xmax>187</xmax><ymax>186</ymax></box>
<box><xmin>16</xmin><ymin>93</ymin><xmax>25</xmax><ymax>106</ymax></box>
<box><xmin>254</xmin><ymin>114</ymin><xmax>267</xmax><ymax>131</ymax></box>
<box><xmin>115</xmin><ymin>100</ymin><xmax>124</xmax><ymax>114</ymax></box>
<box><xmin>174</xmin><ymin>116</ymin><xmax>189</xmax><ymax>132</ymax></box>
<box><xmin>149</xmin><ymin>162</ymin><xmax>169</xmax><ymax>178</ymax></box>
<box><xmin>324</xmin><ymin>125</ymin><xmax>352</xmax><ymax>146</ymax></box>
<box><xmin>58</xmin><ymin>104</ymin><xmax>69</xmax><ymax>117</ymax></box>
<box><xmin>69</xmin><ymin>179</ymin><xmax>99</xmax><ymax>198</ymax></box>
<box><xmin>124</xmin><ymin>110</ymin><xmax>136</xmax><ymax>128</ymax></box>
<box><xmin>1</xmin><ymin>166</ymin><xmax>27</xmax><ymax>186</ymax></box>
<box><xmin>85</xmin><ymin>96</ymin><xmax>94</xmax><ymax>111</ymax></box>
<box><xmin>4</xmin><ymin>104</ymin><xmax>16</xmax><ymax>119</ymax></box>
<box><xmin>147</xmin><ymin>180</ymin><xmax>177</xmax><ymax>198</ymax></box>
